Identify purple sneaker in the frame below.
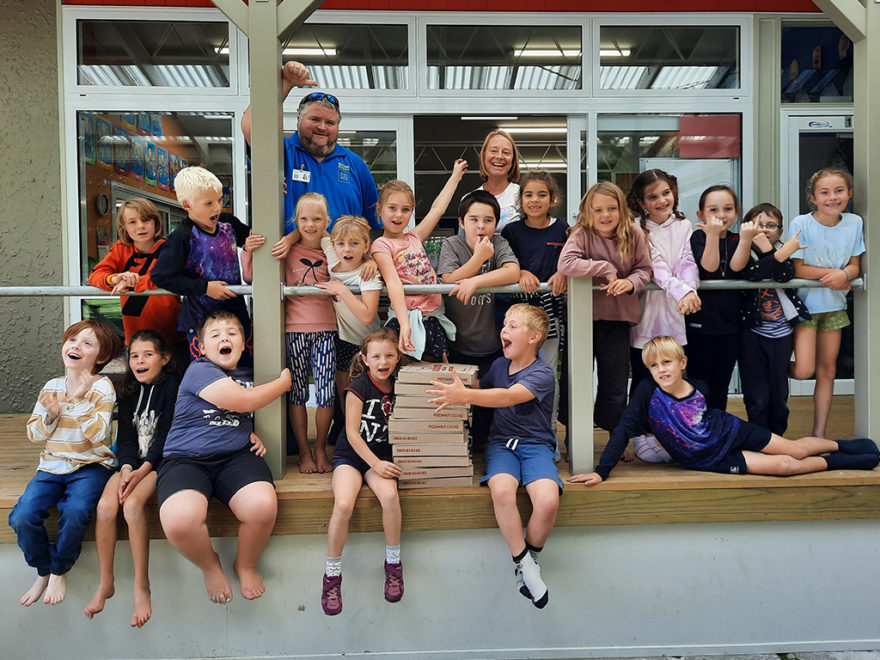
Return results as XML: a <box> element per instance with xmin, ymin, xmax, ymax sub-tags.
<box><xmin>384</xmin><ymin>562</ymin><xmax>404</xmax><ymax>603</ymax></box>
<box><xmin>321</xmin><ymin>574</ymin><xmax>342</xmax><ymax>615</ymax></box>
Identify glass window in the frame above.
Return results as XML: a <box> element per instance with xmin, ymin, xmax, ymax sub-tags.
<box><xmin>77</xmin><ymin>20</ymin><xmax>230</xmax><ymax>87</ymax></box>
<box><xmin>597</xmin><ymin>113</ymin><xmax>741</xmax><ymax>223</ymax></box>
<box><xmin>426</xmin><ymin>25</ymin><xmax>582</xmax><ymax>90</ymax></box>
<box><xmin>598</xmin><ymin>26</ymin><xmax>739</xmax><ymax>91</ymax></box>
<box><xmin>279</xmin><ymin>23</ymin><xmax>408</xmax><ymax>90</ymax></box>
<box><xmin>781</xmin><ymin>23</ymin><xmax>852</xmax><ymax>103</ymax></box>
<box><xmin>77</xmin><ymin>111</ymin><xmax>234</xmax><ymax>335</ymax></box>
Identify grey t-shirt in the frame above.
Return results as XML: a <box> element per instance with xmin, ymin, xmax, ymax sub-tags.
<box><xmin>438</xmin><ymin>233</ymin><xmax>518</xmax><ymax>356</ymax></box>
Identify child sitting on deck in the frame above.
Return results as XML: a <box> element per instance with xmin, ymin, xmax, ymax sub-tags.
<box><xmin>568</xmin><ymin>336</ymin><xmax>878</xmax><ymax>486</ymax></box>
<box><xmin>9</xmin><ymin>320</ymin><xmax>122</xmax><ymax>607</ymax></box>
<box><xmin>156</xmin><ymin>310</ymin><xmax>291</xmax><ymax>604</ymax></box>
<box><xmin>428</xmin><ymin>303</ymin><xmax>561</xmax><ymax>609</ymax></box>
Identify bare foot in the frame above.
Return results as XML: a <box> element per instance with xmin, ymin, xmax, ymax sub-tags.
<box><xmin>299</xmin><ymin>453</ymin><xmax>318</xmax><ymax>474</ymax></box>
<box><xmin>130</xmin><ymin>586</ymin><xmax>152</xmax><ymax>627</ymax></box>
<box><xmin>234</xmin><ymin>561</ymin><xmax>266</xmax><ymax>600</ymax></box>
<box><xmin>84</xmin><ymin>583</ymin><xmax>115</xmax><ymax>619</ymax></box>
<box><xmin>43</xmin><ymin>573</ymin><xmax>66</xmax><ymax>605</ymax></box>
<box><xmin>20</xmin><ymin>575</ymin><xmax>48</xmax><ymax>606</ymax></box>
<box><xmin>315</xmin><ymin>450</ymin><xmax>332</xmax><ymax>474</ymax></box>
<box><xmin>202</xmin><ymin>555</ymin><xmax>233</xmax><ymax>604</ymax></box>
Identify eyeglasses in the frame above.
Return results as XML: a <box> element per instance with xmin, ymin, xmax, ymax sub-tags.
<box><xmin>757</xmin><ymin>223</ymin><xmax>781</xmax><ymax>230</ymax></box>
<box><xmin>299</xmin><ymin>91</ymin><xmax>339</xmax><ymax>109</ymax></box>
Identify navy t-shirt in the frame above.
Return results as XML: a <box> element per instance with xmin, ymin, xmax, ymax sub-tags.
<box><xmin>334</xmin><ymin>372</ymin><xmax>395</xmax><ymax>463</ymax></box>
<box><xmin>481</xmin><ymin>357</ymin><xmax>556</xmax><ymax>446</ymax></box>
<box><xmin>163</xmin><ymin>358</ymin><xmax>254</xmax><ymax>458</ymax></box>
<box><xmin>500</xmin><ymin>217</ymin><xmax>568</xmax><ymax>281</ymax></box>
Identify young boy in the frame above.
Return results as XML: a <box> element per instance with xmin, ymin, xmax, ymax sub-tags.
<box><xmin>157</xmin><ymin>310</ymin><xmax>291</xmax><ymax>604</ymax></box>
<box><xmin>438</xmin><ymin>190</ymin><xmax>520</xmax><ymax>446</ymax></box>
<box><xmin>428</xmin><ymin>304</ymin><xmax>561</xmax><ymax>609</ymax></box>
<box><xmin>10</xmin><ymin>320</ymin><xmax>121</xmax><ymax>607</ymax></box>
<box><xmin>152</xmin><ymin>166</ymin><xmax>259</xmax><ymax>366</ymax></box>
<box><xmin>569</xmin><ymin>335</ymin><xmax>878</xmax><ymax>486</ymax></box>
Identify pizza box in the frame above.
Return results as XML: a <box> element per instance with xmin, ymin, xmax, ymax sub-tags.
<box><xmin>393</xmin><ymin>393</ymin><xmax>466</xmax><ymax>409</ymax></box>
<box><xmin>392</xmin><ymin>406</ymin><xmax>468</xmax><ymax>421</ymax></box>
<box><xmin>398</xmin><ymin>476</ymin><xmax>476</xmax><ymax>489</ymax></box>
<box><xmin>400</xmin><ymin>465</ymin><xmax>474</xmax><ymax>480</ymax></box>
<box><xmin>388</xmin><ymin>418</ymin><xmax>464</xmax><ymax>434</ymax></box>
<box><xmin>393</xmin><ymin>454</ymin><xmax>472</xmax><ymax>468</ymax></box>
<box><xmin>389</xmin><ymin>431</ymin><xmax>467</xmax><ymax>445</ymax></box>
<box><xmin>392</xmin><ymin>443</ymin><xmax>471</xmax><ymax>457</ymax></box>
<box><xmin>396</xmin><ymin>363</ymin><xmax>478</xmax><ymax>385</ymax></box>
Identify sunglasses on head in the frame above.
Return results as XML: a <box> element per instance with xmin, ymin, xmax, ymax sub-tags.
<box><xmin>299</xmin><ymin>91</ymin><xmax>339</xmax><ymax>109</ymax></box>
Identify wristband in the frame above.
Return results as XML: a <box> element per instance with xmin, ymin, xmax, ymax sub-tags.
<box><xmin>841</xmin><ymin>267</ymin><xmax>849</xmax><ymax>281</ymax></box>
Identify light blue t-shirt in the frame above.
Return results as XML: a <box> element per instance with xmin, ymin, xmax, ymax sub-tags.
<box><xmin>788</xmin><ymin>211</ymin><xmax>865</xmax><ymax>314</ymax></box>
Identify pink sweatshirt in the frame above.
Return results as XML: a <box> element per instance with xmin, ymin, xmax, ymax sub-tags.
<box><xmin>630</xmin><ymin>215</ymin><xmax>698</xmax><ymax>348</ymax></box>
<box><xmin>557</xmin><ymin>222</ymin><xmax>652</xmax><ymax>323</ymax></box>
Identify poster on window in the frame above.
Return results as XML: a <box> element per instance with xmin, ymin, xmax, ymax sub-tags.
<box><xmin>218</xmin><ymin>175</ymin><xmax>233</xmax><ymax>212</ymax></box>
<box><xmin>145</xmin><ymin>141</ymin><xmax>158</xmax><ymax>187</ymax></box>
<box><xmin>121</xmin><ymin>114</ymin><xmax>137</xmax><ymax>130</ymax></box>
<box><xmin>80</xmin><ymin>113</ymin><xmax>96</xmax><ymax>166</ymax></box>
<box><xmin>113</xmin><ymin>127</ymin><xmax>130</xmax><ymax>175</ymax></box>
<box><xmin>151</xmin><ymin>113</ymin><xmax>163</xmax><ymax>137</ymax></box>
<box><xmin>130</xmin><ymin>135</ymin><xmax>145</xmax><ymax>181</ymax></box>
<box><xmin>157</xmin><ymin>147</ymin><xmax>169</xmax><ymax>190</ymax></box>
<box><xmin>138</xmin><ymin>113</ymin><xmax>151</xmax><ymax>135</ymax></box>
<box><xmin>96</xmin><ymin>117</ymin><xmax>113</xmax><ymax>169</ymax></box>
<box><xmin>170</xmin><ymin>153</ymin><xmax>180</xmax><ymax>189</ymax></box>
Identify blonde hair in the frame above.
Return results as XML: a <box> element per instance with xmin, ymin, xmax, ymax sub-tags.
<box><xmin>573</xmin><ymin>181</ymin><xmax>637</xmax><ymax>260</ymax></box>
<box><xmin>377</xmin><ymin>180</ymin><xmax>416</xmax><ymax>209</ymax></box>
<box><xmin>506</xmin><ymin>303</ymin><xmax>549</xmax><ymax>350</ymax></box>
<box><xmin>174</xmin><ymin>166</ymin><xmax>222</xmax><ymax>204</ymax></box>
<box><xmin>641</xmin><ymin>335</ymin><xmax>685</xmax><ymax>366</ymax></box>
<box><xmin>479</xmin><ymin>130</ymin><xmax>521</xmax><ymax>183</ymax></box>
<box><xmin>806</xmin><ymin>168</ymin><xmax>853</xmax><ymax>210</ymax></box>
<box><xmin>116</xmin><ymin>198</ymin><xmax>164</xmax><ymax>246</ymax></box>
<box><xmin>330</xmin><ymin>214</ymin><xmax>371</xmax><ymax>245</ymax></box>
<box><xmin>293</xmin><ymin>192</ymin><xmax>330</xmax><ymax>222</ymax></box>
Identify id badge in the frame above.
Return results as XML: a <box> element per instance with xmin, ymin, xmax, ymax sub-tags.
<box><xmin>291</xmin><ymin>168</ymin><xmax>311</xmax><ymax>183</ymax></box>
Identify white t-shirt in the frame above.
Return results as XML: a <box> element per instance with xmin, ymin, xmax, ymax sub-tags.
<box><xmin>322</xmin><ymin>237</ymin><xmax>383</xmax><ymax>344</ymax></box>
<box><xmin>477</xmin><ymin>181</ymin><xmax>521</xmax><ymax>233</ymax></box>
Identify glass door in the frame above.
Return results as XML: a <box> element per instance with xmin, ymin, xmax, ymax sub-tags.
<box><xmin>780</xmin><ymin>111</ymin><xmax>855</xmax><ymax>394</ymax></box>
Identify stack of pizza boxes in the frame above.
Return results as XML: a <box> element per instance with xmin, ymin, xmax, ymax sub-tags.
<box><xmin>391</xmin><ymin>363</ymin><xmax>478</xmax><ymax>488</ymax></box>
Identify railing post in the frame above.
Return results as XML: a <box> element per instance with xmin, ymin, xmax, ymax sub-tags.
<box><xmin>567</xmin><ymin>276</ymin><xmax>594</xmax><ymax>475</ymax></box>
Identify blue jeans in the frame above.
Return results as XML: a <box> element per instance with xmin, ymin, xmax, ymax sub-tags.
<box><xmin>8</xmin><ymin>464</ymin><xmax>111</xmax><ymax>576</ymax></box>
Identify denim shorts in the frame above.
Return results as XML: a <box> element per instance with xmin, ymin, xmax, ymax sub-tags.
<box><xmin>481</xmin><ymin>438</ymin><xmax>564</xmax><ymax>492</ymax></box>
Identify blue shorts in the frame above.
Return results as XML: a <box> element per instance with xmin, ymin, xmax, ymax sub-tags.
<box><xmin>705</xmin><ymin>420</ymin><xmax>772</xmax><ymax>475</ymax></box>
<box><xmin>332</xmin><ymin>455</ymin><xmax>371</xmax><ymax>476</ymax></box>
<box><xmin>285</xmin><ymin>330</ymin><xmax>337</xmax><ymax>406</ymax></box>
<box><xmin>481</xmin><ymin>438</ymin><xmax>564</xmax><ymax>492</ymax></box>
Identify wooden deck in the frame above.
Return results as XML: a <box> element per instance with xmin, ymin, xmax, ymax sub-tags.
<box><xmin>2</xmin><ymin>395</ymin><xmax>878</xmax><ymax>543</ymax></box>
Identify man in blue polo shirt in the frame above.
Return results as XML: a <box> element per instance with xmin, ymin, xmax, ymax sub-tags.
<box><xmin>241</xmin><ymin>61</ymin><xmax>380</xmax><ymax>236</ymax></box>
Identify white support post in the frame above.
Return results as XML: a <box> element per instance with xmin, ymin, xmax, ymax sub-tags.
<box><xmin>567</xmin><ymin>276</ymin><xmax>594</xmax><ymax>475</ymax></box>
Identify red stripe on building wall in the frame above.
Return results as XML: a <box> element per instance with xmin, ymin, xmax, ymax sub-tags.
<box><xmin>63</xmin><ymin>0</ymin><xmax>820</xmax><ymax>11</ymax></box>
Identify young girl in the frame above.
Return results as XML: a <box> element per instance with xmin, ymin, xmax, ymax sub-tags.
<box><xmin>474</xmin><ymin>129</ymin><xmax>522</xmax><ymax>232</ymax></box>
<box><xmin>88</xmin><ymin>198</ymin><xmax>183</xmax><ymax>354</ymax></box>
<box><xmin>322</xmin><ymin>328</ymin><xmax>404</xmax><ymax>616</ymax></box>
<box><xmin>316</xmin><ymin>215</ymin><xmax>383</xmax><ymax>406</ymax></box>
<box><xmin>10</xmin><ymin>320</ymin><xmax>122</xmax><ymax>607</ymax></box>
<box><xmin>788</xmin><ymin>169</ymin><xmax>864</xmax><ymax>438</ymax></box>
<box><xmin>623</xmin><ymin>170</ymin><xmax>699</xmax><ymax>462</ymax></box>
<box><xmin>686</xmin><ymin>185</ymin><xmax>753</xmax><ymax>412</ymax></box>
<box><xmin>557</xmin><ymin>181</ymin><xmax>652</xmax><ymax>431</ymax></box>
<box><xmin>501</xmin><ymin>171</ymin><xmax>568</xmax><ymax>435</ymax></box>
<box><xmin>738</xmin><ymin>203</ymin><xmax>809</xmax><ymax>435</ymax></box>
<box><xmin>84</xmin><ymin>330</ymin><xmax>180</xmax><ymax>627</ymax></box>
<box><xmin>267</xmin><ymin>192</ymin><xmax>338</xmax><ymax>473</ymax></box>
<box><xmin>371</xmin><ymin>159</ymin><xmax>468</xmax><ymax>360</ymax></box>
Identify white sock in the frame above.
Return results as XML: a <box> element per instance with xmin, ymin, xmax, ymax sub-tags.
<box><xmin>518</xmin><ymin>553</ymin><xmax>547</xmax><ymax>604</ymax></box>
<box><xmin>386</xmin><ymin>544</ymin><xmax>401</xmax><ymax>564</ymax></box>
<box><xmin>326</xmin><ymin>555</ymin><xmax>342</xmax><ymax>577</ymax></box>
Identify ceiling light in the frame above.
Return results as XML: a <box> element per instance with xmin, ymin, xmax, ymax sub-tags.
<box><xmin>497</xmin><ymin>127</ymin><xmax>568</xmax><ymax>135</ymax></box>
<box><xmin>461</xmin><ymin>116</ymin><xmax>519</xmax><ymax>121</ymax></box>
<box><xmin>216</xmin><ymin>47</ymin><xmax>337</xmax><ymax>57</ymax></box>
<box><xmin>599</xmin><ymin>49</ymin><xmax>632</xmax><ymax>57</ymax></box>
<box><xmin>514</xmin><ymin>49</ymin><xmax>581</xmax><ymax>58</ymax></box>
